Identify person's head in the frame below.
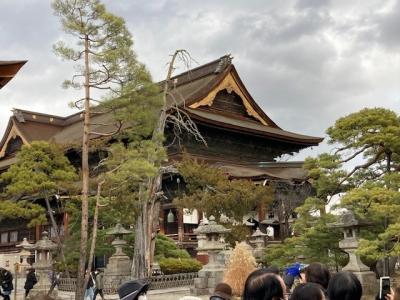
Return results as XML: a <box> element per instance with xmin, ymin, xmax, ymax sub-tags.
<box><xmin>210</xmin><ymin>282</ymin><xmax>232</xmax><ymax>300</ymax></box>
<box><xmin>264</xmin><ymin>266</ymin><xmax>280</xmax><ymax>275</ymax></box>
<box><xmin>327</xmin><ymin>271</ymin><xmax>362</xmax><ymax>300</ymax></box>
<box><xmin>291</xmin><ymin>283</ymin><xmax>325</xmax><ymax>300</ymax></box>
<box><xmin>243</xmin><ymin>271</ymin><xmax>285</xmax><ymax>300</ymax></box>
<box><xmin>304</xmin><ymin>263</ymin><xmax>330</xmax><ymax>290</ymax></box>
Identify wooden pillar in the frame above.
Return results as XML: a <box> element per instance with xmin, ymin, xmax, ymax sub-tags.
<box><xmin>258</xmin><ymin>203</ymin><xmax>266</xmax><ymax>224</ymax></box>
<box><xmin>35</xmin><ymin>224</ymin><xmax>41</xmax><ymax>241</ymax></box>
<box><xmin>197</xmin><ymin>209</ymin><xmax>203</xmax><ymax>224</ymax></box>
<box><xmin>177</xmin><ymin>208</ymin><xmax>184</xmax><ymax>245</ymax></box>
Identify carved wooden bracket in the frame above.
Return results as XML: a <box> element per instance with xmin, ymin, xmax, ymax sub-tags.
<box><xmin>189</xmin><ymin>72</ymin><xmax>268</xmax><ymax>126</ymax></box>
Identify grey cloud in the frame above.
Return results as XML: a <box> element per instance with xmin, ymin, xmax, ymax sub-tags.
<box><xmin>295</xmin><ymin>0</ymin><xmax>331</xmax><ymax>10</ymax></box>
<box><xmin>375</xmin><ymin>0</ymin><xmax>400</xmax><ymax>49</ymax></box>
<box><xmin>0</xmin><ymin>0</ymin><xmax>399</xmax><ymax>161</ymax></box>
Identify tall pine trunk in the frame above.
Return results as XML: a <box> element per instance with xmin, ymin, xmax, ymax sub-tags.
<box><xmin>132</xmin><ymin>52</ymin><xmax>179</xmax><ymax>278</ymax></box>
<box><xmin>133</xmin><ymin>185</ymin><xmax>148</xmax><ymax>278</ymax></box>
<box><xmin>85</xmin><ymin>180</ymin><xmax>104</xmax><ymax>284</ymax></box>
<box><xmin>76</xmin><ymin>34</ymin><xmax>90</xmax><ymax>300</ymax></box>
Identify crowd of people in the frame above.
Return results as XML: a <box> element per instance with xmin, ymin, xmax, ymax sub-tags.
<box><xmin>228</xmin><ymin>262</ymin><xmax>399</xmax><ymax>300</ymax></box>
<box><xmin>1</xmin><ymin>262</ymin><xmax>400</xmax><ymax>300</ymax></box>
<box><xmin>238</xmin><ymin>262</ymin><xmax>400</xmax><ymax>300</ymax></box>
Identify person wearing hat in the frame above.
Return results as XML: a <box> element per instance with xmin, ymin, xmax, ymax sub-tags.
<box><xmin>118</xmin><ymin>279</ymin><xmax>149</xmax><ymax>300</ymax></box>
<box><xmin>210</xmin><ymin>282</ymin><xmax>232</xmax><ymax>300</ymax></box>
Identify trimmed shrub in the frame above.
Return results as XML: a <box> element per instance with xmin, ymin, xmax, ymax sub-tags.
<box><xmin>159</xmin><ymin>258</ymin><xmax>202</xmax><ymax>274</ymax></box>
<box><xmin>155</xmin><ymin>234</ymin><xmax>191</xmax><ymax>259</ymax></box>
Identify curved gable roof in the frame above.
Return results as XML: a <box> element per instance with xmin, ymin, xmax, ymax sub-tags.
<box><xmin>0</xmin><ymin>61</ymin><xmax>27</xmax><ymax>89</ymax></box>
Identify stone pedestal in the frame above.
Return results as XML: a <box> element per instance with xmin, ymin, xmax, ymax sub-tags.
<box><xmin>353</xmin><ymin>271</ymin><xmax>378</xmax><ymax>300</ymax></box>
<box><xmin>104</xmin><ymin>245</ymin><xmax>132</xmax><ymax>278</ymax></box>
<box><xmin>191</xmin><ymin>269</ymin><xmax>225</xmax><ymax>295</ymax></box>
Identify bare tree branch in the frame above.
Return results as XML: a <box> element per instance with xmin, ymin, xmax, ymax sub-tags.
<box><xmin>339</xmin><ymin>144</ymin><xmax>373</xmax><ymax>163</ymax></box>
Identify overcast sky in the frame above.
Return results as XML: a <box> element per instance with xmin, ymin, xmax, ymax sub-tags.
<box><xmin>1</xmin><ymin>0</ymin><xmax>399</xmax><ymax>160</ymax></box>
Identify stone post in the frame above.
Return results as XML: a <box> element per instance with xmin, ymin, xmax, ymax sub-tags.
<box><xmin>249</xmin><ymin>227</ymin><xmax>267</xmax><ymax>262</ymax></box>
<box><xmin>16</xmin><ymin>238</ymin><xmax>33</xmax><ymax>274</ymax></box>
<box><xmin>191</xmin><ymin>216</ymin><xmax>230</xmax><ymax>296</ymax></box>
<box><xmin>331</xmin><ymin>212</ymin><xmax>377</xmax><ymax>300</ymax></box>
<box><xmin>25</xmin><ymin>231</ymin><xmax>58</xmax><ymax>299</ymax></box>
<box><xmin>104</xmin><ymin>223</ymin><xmax>132</xmax><ymax>283</ymax></box>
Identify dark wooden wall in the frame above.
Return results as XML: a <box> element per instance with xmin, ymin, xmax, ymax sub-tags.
<box><xmin>166</xmin><ymin>123</ymin><xmax>303</xmax><ymax>164</ymax></box>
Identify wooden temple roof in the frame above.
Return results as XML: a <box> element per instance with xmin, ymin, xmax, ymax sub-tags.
<box><xmin>0</xmin><ymin>61</ymin><xmax>26</xmax><ymax>89</ymax></box>
<box><xmin>0</xmin><ymin>55</ymin><xmax>323</xmax><ymax>176</ymax></box>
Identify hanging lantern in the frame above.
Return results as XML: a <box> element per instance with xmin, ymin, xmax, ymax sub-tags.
<box><xmin>167</xmin><ymin>210</ymin><xmax>175</xmax><ymax>223</ymax></box>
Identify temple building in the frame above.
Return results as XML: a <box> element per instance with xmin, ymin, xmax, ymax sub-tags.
<box><xmin>0</xmin><ymin>55</ymin><xmax>322</xmax><ymax>260</ymax></box>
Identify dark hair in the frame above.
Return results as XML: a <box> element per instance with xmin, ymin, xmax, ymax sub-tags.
<box><xmin>291</xmin><ymin>283</ymin><xmax>325</xmax><ymax>300</ymax></box>
<box><xmin>243</xmin><ymin>271</ymin><xmax>284</xmax><ymax>300</ymax></box>
<box><xmin>264</xmin><ymin>266</ymin><xmax>280</xmax><ymax>275</ymax></box>
<box><xmin>305</xmin><ymin>263</ymin><xmax>331</xmax><ymax>289</ymax></box>
<box><xmin>327</xmin><ymin>271</ymin><xmax>362</xmax><ymax>300</ymax></box>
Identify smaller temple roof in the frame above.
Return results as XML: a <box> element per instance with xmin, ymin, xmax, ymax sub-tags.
<box><xmin>0</xmin><ymin>61</ymin><xmax>26</xmax><ymax>89</ymax></box>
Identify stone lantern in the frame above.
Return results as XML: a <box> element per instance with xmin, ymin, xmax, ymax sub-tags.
<box><xmin>16</xmin><ymin>238</ymin><xmax>33</xmax><ymax>274</ymax></box>
<box><xmin>330</xmin><ymin>211</ymin><xmax>377</xmax><ymax>300</ymax></box>
<box><xmin>28</xmin><ymin>231</ymin><xmax>58</xmax><ymax>298</ymax></box>
<box><xmin>249</xmin><ymin>227</ymin><xmax>267</xmax><ymax>262</ymax></box>
<box><xmin>192</xmin><ymin>216</ymin><xmax>230</xmax><ymax>296</ymax></box>
<box><xmin>104</xmin><ymin>223</ymin><xmax>132</xmax><ymax>280</ymax></box>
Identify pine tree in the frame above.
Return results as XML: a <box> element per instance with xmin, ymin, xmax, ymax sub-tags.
<box><xmin>0</xmin><ymin>141</ymin><xmax>77</xmax><ymax>275</ymax></box>
<box><xmin>265</xmin><ymin>107</ymin><xmax>400</xmax><ymax>271</ymax></box>
<box><xmin>224</xmin><ymin>242</ymin><xmax>257</xmax><ymax>297</ymax></box>
<box><xmin>175</xmin><ymin>159</ymin><xmax>274</xmax><ymax>223</ymax></box>
<box><xmin>52</xmin><ymin>0</ymin><xmax>158</xmax><ymax>297</ymax></box>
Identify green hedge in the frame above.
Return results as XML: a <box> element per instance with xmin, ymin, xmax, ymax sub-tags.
<box><xmin>155</xmin><ymin>234</ymin><xmax>191</xmax><ymax>259</ymax></box>
<box><xmin>159</xmin><ymin>258</ymin><xmax>202</xmax><ymax>274</ymax></box>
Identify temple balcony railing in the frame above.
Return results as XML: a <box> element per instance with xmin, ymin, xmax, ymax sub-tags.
<box><xmin>165</xmin><ymin>233</ymin><xmax>198</xmax><ymax>246</ymax></box>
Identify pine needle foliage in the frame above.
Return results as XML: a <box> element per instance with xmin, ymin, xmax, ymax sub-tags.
<box><xmin>0</xmin><ymin>141</ymin><xmax>77</xmax><ymax>227</ymax></box>
<box><xmin>265</xmin><ymin>107</ymin><xmax>400</xmax><ymax>269</ymax></box>
<box><xmin>175</xmin><ymin>159</ymin><xmax>273</xmax><ymax>223</ymax></box>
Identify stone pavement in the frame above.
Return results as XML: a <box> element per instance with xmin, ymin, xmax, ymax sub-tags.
<box><xmin>56</xmin><ymin>287</ymin><xmax>209</xmax><ymax>300</ymax></box>
<box><xmin>11</xmin><ymin>276</ymin><xmax>209</xmax><ymax>300</ymax></box>
<box><xmin>6</xmin><ymin>287</ymin><xmax>209</xmax><ymax>300</ymax></box>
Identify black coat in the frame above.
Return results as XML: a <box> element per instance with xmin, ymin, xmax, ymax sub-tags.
<box><xmin>24</xmin><ymin>271</ymin><xmax>37</xmax><ymax>290</ymax></box>
<box><xmin>0</xmin><ymin>269</ymin><xmax>13</xmax><ymax>292</ymax></box>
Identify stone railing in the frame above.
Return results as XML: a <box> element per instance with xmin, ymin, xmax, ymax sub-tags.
<box><xmin>59</xmin><ymin>272</ymin><xmax>198</xmax><ymax>294</ymax></box>
<box><xmin>148</xmin><ymin>272</ymin><xmax>198</xmax><ymax>290</ymax></box>
<box><xmin>58</xmin><ymin>277</ymin><xmax>77</xmax><ymax>292</ymax></box>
